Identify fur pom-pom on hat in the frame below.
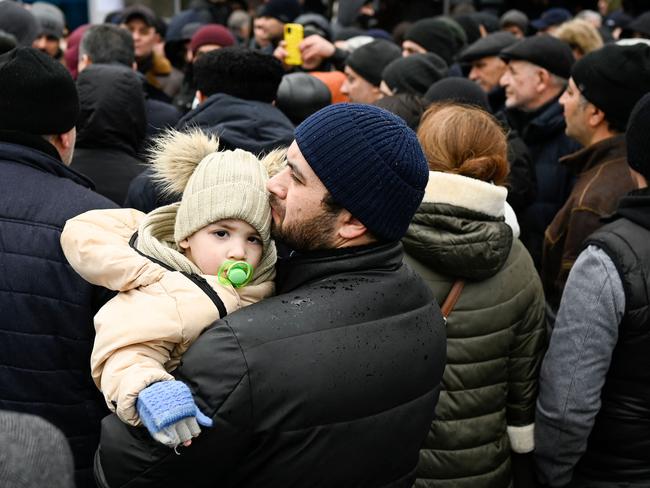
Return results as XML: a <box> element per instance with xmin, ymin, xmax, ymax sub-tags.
<box><xmin>149</xmin><ymin>128</ymin><xmax>221</xmax><ymax>196</ymax></box>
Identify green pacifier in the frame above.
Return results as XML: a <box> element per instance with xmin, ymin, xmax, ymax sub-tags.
<box><xmin>218</xmin><ymin>260</ymin><xmax>254</xmax><ymax>288</ymax></box>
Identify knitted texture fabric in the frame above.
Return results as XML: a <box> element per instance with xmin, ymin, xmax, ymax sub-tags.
<box><xmin>572</xmin><ymin>43</ymin><xmax>650</xmax><ymax>131</ymax></box>
<box><xmin>190</xmin><ymin>24</ymin><xmax>235</xmax><ymax>53</ymax></box>
<box><xmin>136</xmin><ymin>381</ymin><xmax>212</xmax><ymax>434</ymax></box>
<box><xmin>0</xmin><ymin>47</ymin><xmax>79</xmax><ymax>134</ymax></box>
<box><xmin>345</xmin><ymin>39</ymin><xmax>402</xmax><ymax>87</ymax></box>
<box><xmin>382</xmin><ymin>52</ymin><xmax>448</xmax><ymax>96</ymax></box>
<box><xmin>294</xmin><ymin>103</ymin><xmax>429</xmax><ymax>241</ymax></box>
<box><xmin>626</xmin><ymin>92</ymin><xmax>650</xmax><ymax>182</ymax></box>
<box><xmin>0</xmin><ymin>411</ymin><xmax>75</xmax><ymax>488</ymax></box>
<box><xmin>174</xmin><ymin>149</ymin><xmax>273</xmax><ymax>247</ymax></box>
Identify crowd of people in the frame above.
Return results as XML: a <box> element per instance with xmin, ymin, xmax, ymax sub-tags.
<box><xmin>1</xmin><ymin>0</ymin><xmax>650</xmax><ymax>487</ymax></box>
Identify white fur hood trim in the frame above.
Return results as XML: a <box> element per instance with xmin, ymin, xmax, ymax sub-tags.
<box><xmin>423</xmin><ymin>171</ymin><xmax>508</xmax><ymax>218</ymax></box>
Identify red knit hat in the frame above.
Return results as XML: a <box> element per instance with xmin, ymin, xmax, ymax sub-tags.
<box><xmin>190</xmin><ymin>24</ymin><xmax>235</xmax><ymax>54</ymax></box>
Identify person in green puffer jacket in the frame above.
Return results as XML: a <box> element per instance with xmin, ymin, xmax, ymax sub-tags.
<box><xmin>404</xmin><ymin>103</ymin><xmax>547</xmax><ymax>488</ymax></box>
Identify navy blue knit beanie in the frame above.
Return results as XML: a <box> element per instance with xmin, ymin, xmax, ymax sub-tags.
<box><xmin>295</xmin><ymin>103</ymin><xmax>429</xmax><ymax>242</ymax></box>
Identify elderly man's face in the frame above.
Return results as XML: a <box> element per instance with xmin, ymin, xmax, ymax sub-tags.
<box><xmin>124</xmin><ymin>18</ymin><xmax>157</xmax><ymax>59</ymax></box>
<box><xmin>500</xmin><ymin>60</ymin><xmax>543</xmax><ymax>110</ymax></box>
<box><xmin>469</xmin><ymin>56</ymin><xmax>508</xmax><ymax>93</ymax></box>
<box><xmin>266</xmin><ymin>141</ymin><xmax>341</xmax><ymax>251</ymax></box>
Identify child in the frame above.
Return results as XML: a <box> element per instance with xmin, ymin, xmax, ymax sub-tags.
<box><xmin>61</xmin><ymin>129</ymin><xmax>281</xmax><ymax>448</ymax></box>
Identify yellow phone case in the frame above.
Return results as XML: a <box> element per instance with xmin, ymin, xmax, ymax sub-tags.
<box><xmin>284</xmin><ymin>23</ymin><xmax>304</xmax><ymax>66</ymax></box>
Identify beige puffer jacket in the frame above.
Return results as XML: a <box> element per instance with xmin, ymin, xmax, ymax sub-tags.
<box><xmin>61</xmin><ymin>208</ymin><xmax>275</xmax><ymax>426</ymax></box>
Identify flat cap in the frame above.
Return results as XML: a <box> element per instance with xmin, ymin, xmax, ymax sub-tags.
<box><xmin>459</xmin><ymin>31</ymin><xmax>518</xmax><ymax>63</ymax></box>
<box><xmin>500</xmin><ymin>35</ymin><xmax>574</xmax><ymax>79</ymax></box>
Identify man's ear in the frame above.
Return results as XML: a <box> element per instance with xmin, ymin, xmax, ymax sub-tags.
<box><xmin>536</xmin><ymin>68</ymin><xmax>550</xmax><ymax>93</ymax></box>
<box><xmin>59</xmin><ymin>130</ymin><xmax>75</xmax><ymax>151</ymax></box>
<box><xmin>588</xmin><ymin>104</ymin><xmax>606</xmax><ymax>129</ymax></box>
<box><xmin>338</xmin><ymin>211</ymin><xmax>368</xmax><ymax>240</ymax></box>
<box><xmin>77</xmin><ymin>53</ymin><xmax>91</xmax><ymax>72</ymax></box>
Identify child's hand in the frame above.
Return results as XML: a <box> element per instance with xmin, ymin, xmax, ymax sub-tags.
<box><xmin>136</xmin><ymin>380</ymin><xmax>213</xmax><ymax>449</ymax></box>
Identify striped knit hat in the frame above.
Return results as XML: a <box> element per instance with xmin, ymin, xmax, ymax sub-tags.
<box><xmin>294</xmin><ymin>103</ymin><xmax>429</xmax><ymax>241</ymax></box>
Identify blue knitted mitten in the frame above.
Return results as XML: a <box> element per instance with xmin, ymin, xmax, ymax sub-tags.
<box><xmin>136</xmin><ymin>380</ymin><xmax>213</xmax><ymax>448</ymax></box>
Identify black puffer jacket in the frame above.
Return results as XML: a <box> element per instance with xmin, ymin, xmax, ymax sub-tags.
<box><xmin>0</xmin><ymin>132</ymin><xmax>117</xmax><ymax>488</ymax></box>
<box><xmin>71</xmin><ymin>64</ymin><xmax>147</xmax><ymax>205</ymax></box>
<box><xmin>94</xmin><ymin>242</ymin><xmax>447</xmax><ymax>488</ymax></box>
<box><xmin>175</xmin><ymin>92</ymin><xmax>294</xmax><ymax>153</ymax></box>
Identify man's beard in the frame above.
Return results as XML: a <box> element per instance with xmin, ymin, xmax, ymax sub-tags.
<box><xmin>270</xmin><ymin>196</ymin><xmax>339</xmax><ymax>252</ymax></box>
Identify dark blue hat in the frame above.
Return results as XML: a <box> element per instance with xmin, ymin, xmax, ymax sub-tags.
<box><xmin>259</xmin><ymin>0</ymin><xmax>301</xmax><ymax>23</ymax></box>
<box><xmin>295</xmin><ymin>104</ymin><xmax>429</xmax><ymax>241</ymax></box>
<box><xmin>531</xmin><ymin>8</ymin><xmax>572</xmax><ymax>30</ymax></box>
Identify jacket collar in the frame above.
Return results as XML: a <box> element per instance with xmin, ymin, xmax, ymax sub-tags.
<box><xmin>506</xmin><ymin>97</ymin><xmax>566</xmax><ymax>143</ymax></box>
<box><xmin>560</xmin><ymin>134</ymin><xmax>626</xmax><ymax>174</ymax></box>
<box><xmin>613</xmin><ymin>187</ymin><xmax>650</xmax><ymax>230</ymax></box>
<box><xmin>276</xmin><ymin>242</ymin><xmax>403</xmax><ymax>294</ymax></box>
<box><xmin>422</xmin><ymin>171</ymin><xmax>507</xmax><ymax>218</ymax></box>
<box><xmin>0</xmin><ymin>130</ymin><xmax>95</xmax><ymax>189</ymax></box>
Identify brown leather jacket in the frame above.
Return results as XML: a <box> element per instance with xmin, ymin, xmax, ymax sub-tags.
<box><xmin>542</xmin><ymin>135</ymin><xmax>637</xmax><ymax>310</ymax></box>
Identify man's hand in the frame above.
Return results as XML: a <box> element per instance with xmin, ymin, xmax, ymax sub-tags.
<box><xmin>300</xmin><ymin>35</ymin><xmax>336</xmax><ymax>70</ymax></box>
<box><xmin>136</xmin><ymin>380</ymin><xmax>213</xmax><ymax>449</ymax></box>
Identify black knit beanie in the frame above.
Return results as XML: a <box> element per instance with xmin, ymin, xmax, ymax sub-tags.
<box><xmin>626</xmin><ymin>92</ymin><xmax>650</xmax><ymax>182</ymax></box>
<box><xmin>0</xmin><ymin>411</ymin><xmax>75</xmax><ymax>488</ymax></box>
<box><xmin>404</xmin><ymin>18</ymin><xmax>459</xmax><ymax>65</ymax></box>
<box><xmin>294</xmin><ymin>103</ymin><xmax>429</xmax><ymax>241</ymax></box>
<box><xmin>572</xmin><ymin>43</ymin><xmax>650</xmax><ymax>132</ymax></box>
<box><xmin>0</xmin><ymin>47</ymin><xmax>79</xmax><ymax>134</ymax></box>
<box><xmin>193</xmin><ymin>47</ymin><xmax>284</xmax><ymax>103</ymax></box>
<box><xmin>382</xmin><ymin>53</ymin><xmax>448</xmax><ymax>97</ymax></box>
<box><xmin>346</xmin><ymin>40</ymin><xmax>402</xmax><ymax>87</ymax></box>
<box><xmin>424</xmin><ymin>77</ymin><xmax>490</xmax><ymax>112</ymax></box>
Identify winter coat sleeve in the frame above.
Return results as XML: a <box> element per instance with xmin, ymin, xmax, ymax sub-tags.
<box><xmin>60</xmin><ymin>208</ymin><xmax>166</xmax><ymax>291</ymax></box>
<box><xmin>94</xmin><ymin>319</ymin><xmax>253</xmax><ymax>488</ymax></box>
<box><xmin>535</xmin><ymin>246</ymin><xmax>624</xmax><ymax>487</ymax></box>
<box><xmin>91</xmin><ymin>283</ymin><xmax>183</xmax><ymax>426</ymax></box>
<box><xmin>506</xmin><ymin>264</ymin><xmax>547</xmax><ymax>453</ymax></box>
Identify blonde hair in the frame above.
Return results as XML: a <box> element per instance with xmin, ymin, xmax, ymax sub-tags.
<box><xmin>554</xmin><ymin>19</ymin><xmax>604</xmax><ymax>57</ymax></box>
<box><xmin>417</xmin><ymin>103</ymin><xmax>509</xmax><ymax>185</ymax></box>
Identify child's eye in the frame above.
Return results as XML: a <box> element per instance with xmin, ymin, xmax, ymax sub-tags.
<box><xmin>248</xmin><ymin>236</ymin><xmax>262</xmax><ymax>245</ymax></box>
<box><xmin>213</xmin><ymin>230</ymin><xmax>228</xmax><ymax>237</ymax></box>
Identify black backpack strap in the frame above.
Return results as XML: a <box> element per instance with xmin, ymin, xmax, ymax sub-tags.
<box><xmin>128</xmin><ymin>232</ymin><xmax>227</xmax><ymax>317</ymax></box>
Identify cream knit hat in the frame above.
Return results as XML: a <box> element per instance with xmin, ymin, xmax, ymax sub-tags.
<box><xmin>148</xmin><ymin>129</ymin><xmax>280</xmax><ymax>282</ymax></box>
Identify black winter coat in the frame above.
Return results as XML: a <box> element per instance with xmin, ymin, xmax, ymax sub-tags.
<box><xmin>0</xmin><ymin>132</ymin><xmax>117</xmax><ymax>488</ymax></box>
<box><xmin>71</xmin><ymin>64</ymin><xmax>147</xmax><ymax>205</ymax></box>
<box><xmin>504</xmin><ymin>99</ymin><xmax>581</xmax><ymax>267</ymax></box>
<box><xmin>94</xmin><ymin>242</ymin><xmax>447</xmax><ymax>488</ymax></box>
<box><xmin>175</xmin><ymin>92</ymin><xmax>294</xmax><ymax>153</ymax></box>
<box><xmin>124</xmin><ymin>92</ymin><xmax>295</xmax><ymax>212</ymax></box>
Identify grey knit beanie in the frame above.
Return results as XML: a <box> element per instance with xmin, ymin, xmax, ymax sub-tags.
<box><xmin>0</xmin><ymin>411</ymin><xmax>75</xmax><ymax>488</ymax></box>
